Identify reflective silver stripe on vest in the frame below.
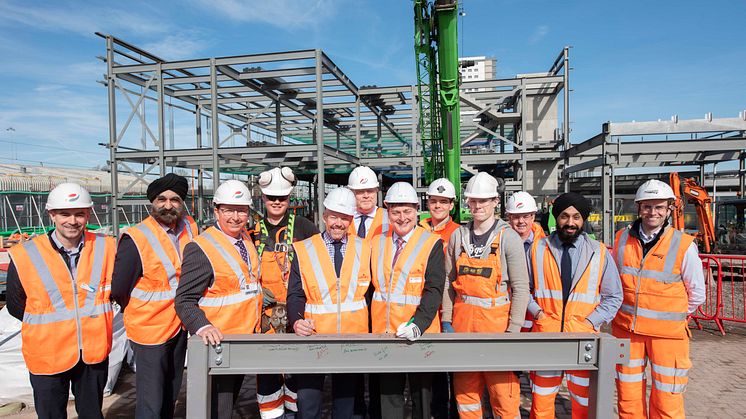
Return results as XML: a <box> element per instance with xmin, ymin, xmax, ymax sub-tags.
<box><xmin>372</xmin><ymin>291</ymin><xmax>421</xmax><ymax>306</ymax></box>
<box><xmin>625</xmin><ymin>358</ymin><xmax>646</xmax><ymax>368</ymax></box>
<box><xmin>344</xmin><ymin>237</ymin><xmax>364</xmax><ymax>303</ymax></box>
<box><xmin>132</xmin><ymin>223</ymin><xmax>178</xmax><ymax>290</ymax></box>
<box><xmin>534</xmin><ymin>237</ymin><xmax>549</xmax><ymax>293</ymax></box>
<box><xmin>302</xmin><ymin>239</ymin><xmax>334</xmax><ymax>307</ymax></box>
<box><xmin>616</xmin><ymin>229</ymin><xmax>628</xmax><ymax>265</ymax></box>
<box><xmin>82</xmin><ymin>235</ymin><xmax>107</xmax><ymax>311</ymax></box>
<box><xmin>202</xmin><ymin>232</ymin><xmax>249</xmax><ymax>289</ymax></box>
<box><xmin>381</xmin><ymin>210</ymin><xmax>389</xmax><ymax>235</ymax></box>
<box><xmin>534</xmin><ymin>288</ymin><xmax>563</xmax><ymax>301</ymax></box>
<box><xmin>376</xmin><ymin>234</ymin><xmax>388</xmax><ymax>294</ymax></box>
<box><xmin>654</xmin><ymin>380</ymin><xmax>686</xmax><ymax>393</ymax></box>
<box><xmin>620</xmin><ymin>304</ymin><xmax>687</xmax><ymax>321</ymax></box>
<box><xmin>458</xmin><ymin>294</ymin><xmax>510</xmax><ymax>309</ymax></box>
<box><xmin>22</xmin><ymin>241</ymin><xmax>67</xmax><ymax>312</ymax></box>
<box><xmin>199</xmin><ymin>292</ymin><xmax>256</xmax><ymax>307</ymax></box>
<box><xmin>182</xmin><ymin>217</ymin><xmax>195</xmax><ymax>240</ymax></box>
<box><xmin>305</xmin><ymin>300</ymin><xmax>367</xmax><ymax>315</ymax></box>
<box><xmin>619</xmin><ymin>266</ymin><xmax>682</xmax><ymax>284</ymax></box>
<box><xmin>663</xmin><ymin>230</ymin><xmax>683</xmax><ymax>273</ymax></box>
<box><xmin>570</xmin><ymin>240</ymin><xmax>602</xmax><ymax>303</ymax></box>
<box><xmin>23</xmin><ymin>303</ymin><xmax>111</xmax><ymax>325</ymax></box>
<box><xmin>391</xmin><ymin>233</ymin><xmax>431</xmax><ymax>298</ymax></box>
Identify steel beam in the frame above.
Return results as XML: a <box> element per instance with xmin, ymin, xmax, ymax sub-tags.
<box><xmin>608</xmin><ymin>118</ymin><xmax>746</xmax><ymax>136</ymax></box>
<box><xmin>187</xmin><ymin>333</ymin><xmax>628</xmax><ymax>419</ymax></box>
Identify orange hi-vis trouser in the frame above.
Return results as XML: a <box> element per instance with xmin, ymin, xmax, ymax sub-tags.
<box><xmin>613</xmin><ymin>326</ymin><xmax>690</xmax><ymax>419</ymax></box>
<box><xmin>454</xmin><ymin>371</ymin><xmax>520</xmax><ymax>418</ymax></box>
<box><xmin>530</xmin><ymin>370</ymin><xmax>591</xmax><ymax>419</ymax></box>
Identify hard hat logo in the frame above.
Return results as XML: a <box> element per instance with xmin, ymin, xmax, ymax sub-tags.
<box><xmin>233</xmin><ymin>191</ymin><xmax>244</xmax><ymax>198</ymax></box>
<box><xmin>516</xmin><ymin>202</ymin><xmax>524</xmax><ymax>208</ymax></box>
<box><xmin>645</xmin><ymin>189</ymin><xmax>658</xmax><ymax>194</ymax></box>
<box><xmin>67</xmin><ymin>193</ymin><xmax>79</xmax><ymax>202</ymax></box>
<box><xmin>436</xmin><ymin>185</ymin><xmax>446</xmax><ymax>193</ymax></box>
<box><xmin>361</xmin><ymin>178</ymin><xmax>368</xmax><ymax>184</ymax></box>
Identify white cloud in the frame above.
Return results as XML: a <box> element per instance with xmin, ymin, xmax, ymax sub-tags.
<box><xmin>142</xmin><ymin>33</ymin><xmax>212</xmax><ymax>60</ymax></box>
<box><xmin>529</xmin><ymin>25</ymin><xmax>549</xmax><ymax>44</ymax></box>
<box><xmin>0</xmin><ymin>1</ymin><xmax>169</xmax><ymax>38</ymax></box>
<box><xmin>190</xmin><ymin>0</ymin><xmax>340</xmax><ymax>28</ymax></box>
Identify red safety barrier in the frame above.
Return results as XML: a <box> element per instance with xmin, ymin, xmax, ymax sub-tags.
<box><xmin>690</xmin><ymin>253</ymin><xmax>746</xmax><ymax>335</ymax></box>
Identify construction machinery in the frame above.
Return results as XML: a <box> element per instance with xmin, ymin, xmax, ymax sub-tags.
<box><xmin>414</xmin><ymin>0</ymin><xmax>463</xmax><ymax>220</ymax></box>
<box><xmin>670</xmin><ymin>171</ymin><xmax>746</xmax><ymax>258</ymax></box>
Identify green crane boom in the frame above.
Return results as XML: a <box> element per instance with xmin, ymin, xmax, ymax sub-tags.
<box><xmin>414</xmin><ymin>0</ymin><xmax>462</xmax><ymax>220</ymax></box>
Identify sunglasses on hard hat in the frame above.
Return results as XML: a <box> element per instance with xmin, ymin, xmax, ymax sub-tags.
<box><xmin>265</xmin><ymin>195</ymin><xmax>289</xmax><ymax>202</ymax></box>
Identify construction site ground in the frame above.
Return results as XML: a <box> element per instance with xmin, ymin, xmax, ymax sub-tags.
<box><xmin>2</xmin><ymin>321</ymin><xmax>744</xmax><ymax>418</ymax></box>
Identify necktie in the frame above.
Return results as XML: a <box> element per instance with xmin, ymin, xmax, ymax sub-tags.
<box><xmin>332</xmin><ymin>241</ymin><xmax>344</xmax><ymax>277</ymax></box>
<box><xmin>235</xmin><ymin>240</ymin><xmax>249</xmax><ymax>264</ymax></box>
<box><xmin>560</xmin><ymin>242</ymin><xmax>573</xmax><ymax>306</ymax></box>
<box><xmin>392</xmin><ymin>238</ymin><xmax>405</xmax><ymax>269</ymax></box>
<box><xmin>357</xmin><ymin>214</ymin><xmax>368</xmax><ymax>238</ymax></box>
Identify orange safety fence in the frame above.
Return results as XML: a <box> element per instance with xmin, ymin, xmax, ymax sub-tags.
<box><xmin>690</xmin><ymin>253</ymin><xmax>746</xmax><ymax>335</ymax></box>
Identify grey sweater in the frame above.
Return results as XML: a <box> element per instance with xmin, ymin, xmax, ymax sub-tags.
<box><xmin>441</xmin><ymin>217</ymin><xmax>530</xmax><ymax>333</ymax></box>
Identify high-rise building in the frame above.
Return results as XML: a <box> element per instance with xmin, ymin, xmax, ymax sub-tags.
<box><xmin>459</xmin><ymin>56</ymin><xmax>496</xmax><ymax>92</ymax></box>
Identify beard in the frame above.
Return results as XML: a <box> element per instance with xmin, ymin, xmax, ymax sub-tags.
<box><xmin>151</xmin><ymin>205</ymin><xmax>183</xmax><ymax>226</ymax></box>
<box><xmin>557</xmin><ymin>224</ymin><xmax>582</xmax><ymax>244</ymax></box>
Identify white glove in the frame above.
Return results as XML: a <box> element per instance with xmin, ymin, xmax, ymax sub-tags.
<box><xmin>395</xmin><ymin>322</ymin><xmax>422</xmax><ymax>341</ymax></box>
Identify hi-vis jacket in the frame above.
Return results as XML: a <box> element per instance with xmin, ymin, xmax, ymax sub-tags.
<box><xmin>9</xmin><ymin>232</ymin><xmax>116</xmax><ymax>375</ymax></box>
<box><xmin>613</xmin><ymin>226</ymin><xmax>694</xmax><ymax>339</ymax></box>
<box><xmin>293</xmin><ymin>233</ymin><xmax>371</xmax><ymax>333</ymax></box>
<box><xmin>348</xmin><ymin>207</ymin><xmax>389</xmax><ymax>240</ymax></box>
<box><xmin>192</xmin><ymin>226</ymin><xmax>262</xmax><ymax>334</ymax></box>
<box><xmin>124</xmin><ymin>215</ymin><xmax>198</xmax><ymax>345</ymax></box>
<box><xmin>371</xmin><ymin>226</ymin><xmax>441</xmax><ymax>334</ymax></box>
<box><xmin>451</xmin><ymin>225</ymin><xmax>512</xmax><ymax>332</ymax></box>
<box><xmin>530</xmin><ymin>233</ymin><xmax>606</xmax><ymax>333</ymax></box>
<box><xmin>420</xmin><ymin>217</ymin><xmax>459</xmax><ymax>245</ymax></box>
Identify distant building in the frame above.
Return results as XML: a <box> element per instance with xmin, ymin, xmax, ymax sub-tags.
<box><xmin>459</xmin><ymin>56</ymin><xmax>496</xmax><ymax>92</ymax></box>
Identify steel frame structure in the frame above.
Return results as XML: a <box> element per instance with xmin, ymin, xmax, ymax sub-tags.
<box><xmin>566</xmin><ymin>115</ymin><xmax>746</xmax><ymax>244</ymax></box>
<box><xmin>100</xmin><ymin>34</ymin><xmax>746</xmax><ymax>244</ymax></box>
<box><xmin>187</xmin><ymin>333</ymin><xmax>629</xmax><ymax>419</ymax></box>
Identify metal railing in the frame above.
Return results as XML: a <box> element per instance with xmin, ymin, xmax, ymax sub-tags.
<box><xmin>187</xmin><ymin>332</ymin><xmax>629</xmax><ymax>419</ymax></box>
<box><xmin>691</xmin><ymin>253</ymin><xmax>746</xmax><ymax>335</ymax></box>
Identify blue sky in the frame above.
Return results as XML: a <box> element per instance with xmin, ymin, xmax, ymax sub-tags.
<box><xmin>0</xmin><ymin>0</ymin><xmax>744</xmax><ymax>169</ymax></box>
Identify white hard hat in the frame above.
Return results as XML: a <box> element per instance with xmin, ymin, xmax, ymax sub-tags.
<box><xmin>384</xmin><ymin>182</ymin><xmax>419</xmax><ymax>205</ymax></box>
<box><xmin>258</xmin><ymin>167</ymin><xmax>296</xmax><ymax>196</ymax></box>
<box><xmin>46</xmin><ymin>183</ymin><xmax>94</xmax><ymax>210</ymax></box>
<box><xmin>463</xmin><ymin>172</ymin><xmax>499</xmax><ymax>199</ymax></box>
<box><xmin>323</xmin><ymin>187</ymin><xmax>357</xmax><ymax>216</ymax></box>
<box><xmin>213</xmin><ymin>180</ymin><xmax>252</xmax><ymax>207</ymax></box>
<box><xmin>426</xmin><ymin>178</ymin><xmax>457</xmax><ymax>199</ymax></box>
<box><xmin>635</xmin><ymin>179</ymin><xmax>675</xmax><ymax>202</ymax></box>
<box><xmin>347</xmin><ymin>166</ymin><xmax>379</xmax><ymax>190</ymax></box>
<box><xmin>505</xmin><ymin>191</ymin><xmax>538</xmax><ymax>214</ymax></box>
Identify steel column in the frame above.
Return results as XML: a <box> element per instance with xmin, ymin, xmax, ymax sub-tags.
<box><xmin>315</xmin><ymin>50</ymin><xmax>325</xmax><ymax>224</ymax></box>
<box><xmin>157</xmin><ymin>62</ymin><xmax>166</xmax><ymax>176</ymax></box>
<box><xmin>563</xmin><ymin>46</ymin><xmax>570</xmax><ymax>193</ymax></box>
<box><xmin>210</xmin><ymin>58</ymin><xmax>219</xmax><ymax>193</ymax></box>
<box><xmin>106</xmin><ymin>36</ymin><xmax>120</xmax><ymax>236</ymax></box>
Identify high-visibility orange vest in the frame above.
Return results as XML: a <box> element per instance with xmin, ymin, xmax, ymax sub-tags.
<box><xmin>124</xmin><ymin>215</ymin><xmax>198</xmax><ymax>345</ymax></box>
<box><xmin>348</xmin><ymin>207</ymin><xmax>389</xmax><ymax>241</ymax></box>
<box><xmin>531</xmin><ymin>222</ymin><xmax>546</xmax><ymax>241</ymax></box>
<box><xmin>293</xmin><ymin>233</ymin><xmax>371</xmax><ymax>333</ymax></box>
<box><xmin>370</xmin><ymin>226</ymin><xmax>441</xmax><ymax>334</ymax></box>
<box><xmin>530</xmin><ymin>235</ymin><xmax>605</xmax><ymax>333</ymax></box>
<box><xmin>451</xmin><ymin>226</ymin><xmax>512</xmax><ymax>333</ymax></box>
<box><xmin>613</xmin><ymin>226</ymin><xmax>693</xmax><ymax>339</ymax></box>
<box><xmin>253</xmin><ymin>216</ymin><xmax>296</xmax><ymax>305</ymax></box>
<box><xmin>420</xmin><ymin>217</ymin><xmax>460</xmax><ymax>245</ymax></box>
<box><xmin>192</xmin><ymin>226</ymin><xmax>262</xmax><ymax>334</ymax></box>
<box><xmin>9</xmin><ymin>232</ymin><xmax>116</xmax><ymax>375</ymax></box>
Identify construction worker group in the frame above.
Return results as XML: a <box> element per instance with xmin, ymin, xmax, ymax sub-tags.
<box><xmin>4</xmin><ymin>166</ymin><xmax>705</xmax><ymax>419</ymax></box>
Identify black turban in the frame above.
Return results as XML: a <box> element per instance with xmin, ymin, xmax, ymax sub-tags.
<box><xmin>147</xmin><ymin>173</ymin><xmax>188</xmax><ymax>202</ymax></box>
<box><xmin>552</xmin><ymin>192</ymin><xmax>591</xmax><ymax>220</ymax></box>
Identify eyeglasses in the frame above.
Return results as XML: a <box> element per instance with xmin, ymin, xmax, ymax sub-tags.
<box><xmin>640</xmin><ymin>204</ymin><xmax>670</xmax><ymax>214</ymax></box>
<box><xmin>218</xmin><ymin>208</ymin><xmax>250</xmax><ymax>217</ymax></box>
<box><xmin>265</xmin><ymin>195</ymin><xmax>289</xmax><ymax>202</ymax></box>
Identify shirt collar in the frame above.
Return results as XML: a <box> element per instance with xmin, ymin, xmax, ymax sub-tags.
<box><xmin>50</xmin><ymin>230</ymin><xmax>85</xmax><ymax>254</ymax></box>
<box><xmin>215</xmin><ymin>222</ymin><xmax>245</xmax><ymax>243</ymax></box>
<box><xmin>322</xmin><ymin>230</ymin><xmax>348</xmax><ymax>244</ymax></box>
<box><xmin>524</xmin><ymin>230</ymin><xmax>535</xmax><ymax>245</ymax></box>
<box><xmin>638</xmin><ymin>224</ymin><xmax>663</xmax><ymax>244</ymax></box>
<box><xmin>156</xmin><ymin>216</ymin><xmax>185</xmax><ymax>236</ymax></box>
<box><xmin>393</xmin><ymin>228</ymin><xmax>416</xmax><ymax>244</ymax></box>
<box><xmin>355</xmin><ymin>207</ymin><xmax>377</xmax><ymax>219</ymax></box>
